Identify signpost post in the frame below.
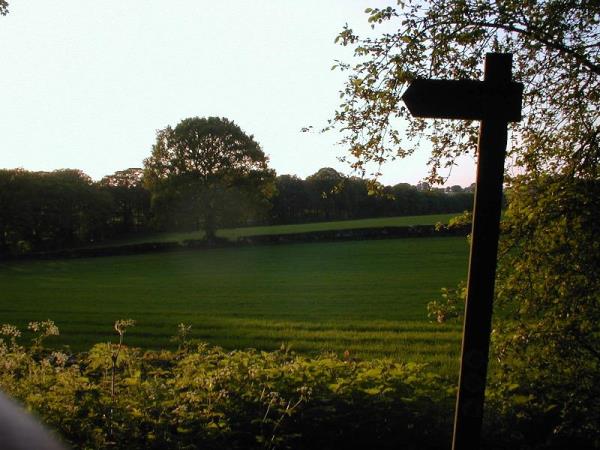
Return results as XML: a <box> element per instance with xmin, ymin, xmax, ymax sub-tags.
<box><xmin>402</xmin><ymin>53</ymin><xmax>523</xmax><ymax>450</ymax></box>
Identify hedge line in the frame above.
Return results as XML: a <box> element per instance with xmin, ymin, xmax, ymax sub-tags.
<box><xmin>0</xmin><ymin>320</ymin><xmax>584</xmax><ymax>450</ymax></box>
<box><xmin>3</xmin><ymin>225</ymin><xmax>470</xmax><ymax>261</ymax></box>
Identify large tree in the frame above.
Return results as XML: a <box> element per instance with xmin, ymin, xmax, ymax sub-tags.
<box><xmin>331</xmin><ymin>0</ymin><xmax>599</xmax><ymax>444</ymax></box>
<box><xmin>143</xmin><ymin>117</ymin><xmax>275</xmax><ymax>239</ymax></box>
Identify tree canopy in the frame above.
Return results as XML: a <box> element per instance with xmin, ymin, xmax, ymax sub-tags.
<box><xmin>331</xmin><ymin>0</ymin><xmax>599</xmax><ymax>182</ymax></box>
<box><xmin>143</xmin><ymin>117</ymin><xmax>275</xmax><ymax>239</ymax></box>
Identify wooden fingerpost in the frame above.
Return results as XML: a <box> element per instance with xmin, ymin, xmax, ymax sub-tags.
<box><xmin>401</xmin><ymin>53</ymin><xmax>523</xmax><ymax>449</ymax></box>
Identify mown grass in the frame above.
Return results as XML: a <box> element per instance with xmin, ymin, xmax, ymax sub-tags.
<box><xmin>98</xmin><ymin>213</ymin><xmax>458</xmax><ymax>246</ymax></box>
<box><xmin>0</xmin><ymin>236</ymin><xmax>468</xmax><ymax>376</ymax></box>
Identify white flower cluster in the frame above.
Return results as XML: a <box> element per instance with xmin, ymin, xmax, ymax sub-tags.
<box><xmin>28</xmin><ymin>320</ymin><xmax>59</xmax><ymax>337</ymax></box>
<box><xmin>0</xmin><ymin>324</ymin><xmax>21</xmax><ymax>338</ymax></box>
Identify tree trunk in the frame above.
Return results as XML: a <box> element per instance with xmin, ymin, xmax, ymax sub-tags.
<box><xmin>204</xmin><ymin>211</ymin><xmax>216</xmax><ymax>242</ymax></box>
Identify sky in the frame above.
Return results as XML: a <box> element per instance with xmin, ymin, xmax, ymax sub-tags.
<box><xmin>0</xmin><ymin>1</ymin><xmax>476</xmax><ymax>186</ymax></box>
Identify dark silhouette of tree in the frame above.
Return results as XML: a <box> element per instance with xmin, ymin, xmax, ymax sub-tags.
<box><xmin>143</xmin><ymin>117</ymin><xmax>275</xmax><ymax>240</ymax></box>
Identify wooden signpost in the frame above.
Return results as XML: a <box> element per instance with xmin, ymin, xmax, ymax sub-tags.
<box><xmin>402</xmin><ymin>53</ymin><xmax>523</xmax><ymax>450</ymax></box>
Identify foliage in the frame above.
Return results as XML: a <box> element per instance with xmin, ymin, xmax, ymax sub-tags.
<box><xmin>0</xmin><ymin>0</ymin><xmax>7</xmax><ymax>16</ymax></box>
<box><xmin>446</xmin><ymin>211</ymin><xmax>473</xmax><ymax>230</ymax></box>
<box><xmin>427</xmin><ymin>280</ymin><xmax>466</xmax><ymax>324</ymax></box>
<box><xmin>425</xmin><ymin>175</ymin><xmax>600</xmax><ymax>446</ymax></box>
<box><xmin>489</xmin><ymin>175</ymin><xmax>600</xmax><ymax>447</ymax></box>
<box><xmin>143</xmin><ymin>117</ymin><xmax>276</xmax><ymax>239</ymax></box>
<box><xmin>0</xmin><ymin>321</ymin><xmax>456</xmax><ymax>450</ymax></box>
<box><xmin>434</xmin><ymin>210</ymin><xmax>472</xmax><ymax>235</ymax></box>
<box><xmin>3</xmin><ymin>320</ymin><xmax>598</xmax><ymax>449</ymax></box>
<box><xmin>329</xmin><ymin>0</ymin><xmax>599</xmax><ymax>182</ymax></box>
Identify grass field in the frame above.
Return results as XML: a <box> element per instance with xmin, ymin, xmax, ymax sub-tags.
<box><xmin>98</xmin><ymin>213</ymin><xmax>458</xmax><ymax>246</ymax></box>
<box><xmin>0</xmin><ymin>236</ymin><xmax>469</xmax><ymax>376</ymax></box>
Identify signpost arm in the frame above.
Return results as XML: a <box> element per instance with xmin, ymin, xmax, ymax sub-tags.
<box><xmin>451</xmin><ymin>53</ymin><xmax>512</xmax><ymax>450</ymax></box>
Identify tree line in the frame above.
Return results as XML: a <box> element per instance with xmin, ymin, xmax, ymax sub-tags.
<box><xmin>271</xmin><ymin>168</ymin><xmax>473</xmax><ymax>224</ymax></box>
<box><xmin>0</xmin><ymin>164</ymin><xmax>472</xmax><ymax>256</ymax></box>
<box><xmin>0</xmin><ymin>168</ymin><xmax>150</xmax><ymax>255</ymax></box>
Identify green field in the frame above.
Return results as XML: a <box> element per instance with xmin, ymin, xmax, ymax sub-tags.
<box><xmin>0</xmin><ymin>235</ymin><xmax>468</xmax><ymax>375</ymax></box>
<box><xmin>98</xmin><ymin>213</ymin><xmax>458</xmax><ymax>246</ymax></box>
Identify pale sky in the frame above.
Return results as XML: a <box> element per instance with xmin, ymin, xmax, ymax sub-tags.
<box><xmin>0</xmin><ymin>1</ymin><xmax>475</xmax><ymax>186</ymax></box>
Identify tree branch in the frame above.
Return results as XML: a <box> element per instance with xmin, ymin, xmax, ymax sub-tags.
<box><xmin>468</xmin><ymin>20</ymin><xmax>600</xmax><ymax>76</ymax></box>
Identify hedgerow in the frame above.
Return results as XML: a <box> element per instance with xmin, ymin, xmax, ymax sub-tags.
<box><xmin>0</xmin><ymin>320</ymin><xmax>454</xmax><ymax>449</ymax></box>
<box><xmin>1</xmin><ymin>321</ymin><xmax>597</xmax><ymax>449</ymax></box>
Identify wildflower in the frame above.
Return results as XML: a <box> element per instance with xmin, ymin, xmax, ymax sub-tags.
<box><xmin>1</xmin><ymin>324</ymin><xmax>21</xmax><ymax>338</ymax></box>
